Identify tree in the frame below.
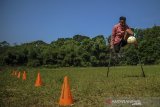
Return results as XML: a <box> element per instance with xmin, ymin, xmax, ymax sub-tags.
<box><xmin>1</xmin><ymin>26</ymin><xmax>160</xmax><ymax>66</ymax></box>
<box><xmin>73</xmin><ymin>35</ymin><xmax>90</xmax><ymax>42</ymax></box>
<box><xmin>0</xmin><ymin>41</ymin><xmax>10</xmax><ymax>47</ymax></box>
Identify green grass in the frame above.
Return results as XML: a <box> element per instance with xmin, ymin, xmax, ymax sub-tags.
<box><xmin>0</xmin><ymin>65</ymin><xmax>160</xmax><ymax>107</ymax></box>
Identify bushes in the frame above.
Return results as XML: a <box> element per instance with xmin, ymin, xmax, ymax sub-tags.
<box><xmin>27</xmin><ymin>59</ymin><xmax>41</xmax><ymax>67</ymax></box>
<box><xmin>0</xmin><ymin>26</ymin><xmax>160</xmax><ymax>67</ymax></box>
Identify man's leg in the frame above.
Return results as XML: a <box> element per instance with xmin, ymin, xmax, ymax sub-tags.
<box><xmin>114</xmin><ymin>43</ymin><xmax>121</xmax><ymax>53</ymax></box>
<box><xmin>113</xmin><ymin>43</ymin><xmax>122</xmax><ymax>65</ymax></box>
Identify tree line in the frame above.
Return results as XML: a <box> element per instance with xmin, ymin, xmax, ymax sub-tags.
<box><xmin>0</xmin><ymin>26</ymin><xmax>160</xmax><ymax>67</ymax></box>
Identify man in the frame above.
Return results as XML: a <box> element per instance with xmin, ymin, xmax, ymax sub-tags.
<box><xmin>110</xmin><ymin>16</ymin><xmax>134</xmax><ymax>53</ymax></box>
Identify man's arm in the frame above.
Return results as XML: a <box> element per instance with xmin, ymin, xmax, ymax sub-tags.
<box><xmin>126</xmin><ymin>28</ymin><xmax>133</xmax><ymax>35</ymax></box>
<box><xmin>110</xmin><ymin>26</ymin><xmax>116</xmax><ymax>49</ymax></box>
<box><xmin>124</xmin><ymin>26</ymin><xmax>134</xmax><ymax>40</ymax></box>
<box><xmin>126</xmin><ymin>25</ymin><xmax>134</xmax><ymax>35</ymax></box>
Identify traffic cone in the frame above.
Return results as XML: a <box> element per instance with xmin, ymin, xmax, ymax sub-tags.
<box><xmin>59</xmin><ymin>76</ymin><xmax>73</xmax><ymax>106</ymax></box>
<box><xmin>35</xmin><ymin>72</ymin><xmax>43</xmax><ymax>87</ymax></box>
<box><xmin>22</xmin><ymin>71</ymin><xmax>26</xmax><ymax>80</ymax></box>
<box><xmin>17</xmin><ymin>72</ymin><xmax>21</xmax><ymax>78</ymax></box>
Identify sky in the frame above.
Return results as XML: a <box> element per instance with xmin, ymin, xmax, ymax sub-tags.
<box><xmin>0</xmin><ymin>0</ymin><xmax>160</xmax><ymax>44</ymax></box>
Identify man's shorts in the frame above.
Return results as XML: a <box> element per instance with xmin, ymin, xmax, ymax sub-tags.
<box><xmin>114</xmin><ymin>39</ymin><xmax>127</xmax><ymax>53</ymax></box>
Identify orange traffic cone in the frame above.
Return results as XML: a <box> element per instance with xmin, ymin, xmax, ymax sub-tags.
<box><xmin>17</xmin><ymin>72</ymin><xmax>21</xmax><ymax>78</ymax></box>
<box><xmin>35</xmin><ymin>72</ymin><xmax>43</xmax><ymax>87</ymax></box>
<box><xmin>59</xmin><ymin>76</ymin><xmax>73</xmax><ymax>106</ymax></box>
<box><xmin>22</xmin><ymin>71</ymin><xmax>26</xmax><ymax>80</ymax></box>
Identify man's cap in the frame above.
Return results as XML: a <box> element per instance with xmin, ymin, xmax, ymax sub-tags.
<box><xmin>119</xmin><ymin>16</ymin><xmax>126</xmax><ymax>21</ymax></box>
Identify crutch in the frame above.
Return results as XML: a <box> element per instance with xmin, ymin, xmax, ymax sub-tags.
<box><xmin>107</xmin><ymin>38</ymin><xmax>123</xmax><ymax>77</ymax></box>
<box><xmin>107</xmin><ymin>48</ymin><xmax>112</xmax><ymax>77</ymax></box>
<box><xmin>134</xmin><ymin>28</ymin><xmax>146</xmax><ymax>77</ymax></box>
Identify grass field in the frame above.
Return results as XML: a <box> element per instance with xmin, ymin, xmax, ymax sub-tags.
<box><xmin>0</xmin><ymin>65</ymin><xmax>160</xmax><ymax>107</ymax></box>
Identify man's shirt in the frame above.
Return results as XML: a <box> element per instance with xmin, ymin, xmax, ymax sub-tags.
<box><xmin>111</xmin><ymin>23</ymin><xmax>129</xmax><ymax>47</ymax></box>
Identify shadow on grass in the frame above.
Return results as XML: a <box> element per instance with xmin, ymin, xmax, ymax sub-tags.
<box><xmin>123</xmin><ymin>75</ymin><xmax>146</xmax><ymax>78</ymax></box>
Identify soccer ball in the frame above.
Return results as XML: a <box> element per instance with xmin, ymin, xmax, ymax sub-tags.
<box><xmin>127</xmin><ymin>36</ymin><xmax>136</xmax><ymax>44</ymax></box>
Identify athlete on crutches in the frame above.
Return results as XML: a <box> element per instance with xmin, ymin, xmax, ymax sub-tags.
<box><xmin>110</xmin><ymin>16</ymin><xmax>136</xmax><ymax>53</ymax></box>
<box><xmin>107</xmin><ymin>16</ymin><xmax>145</xmax><ymax>77</ymax></box>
